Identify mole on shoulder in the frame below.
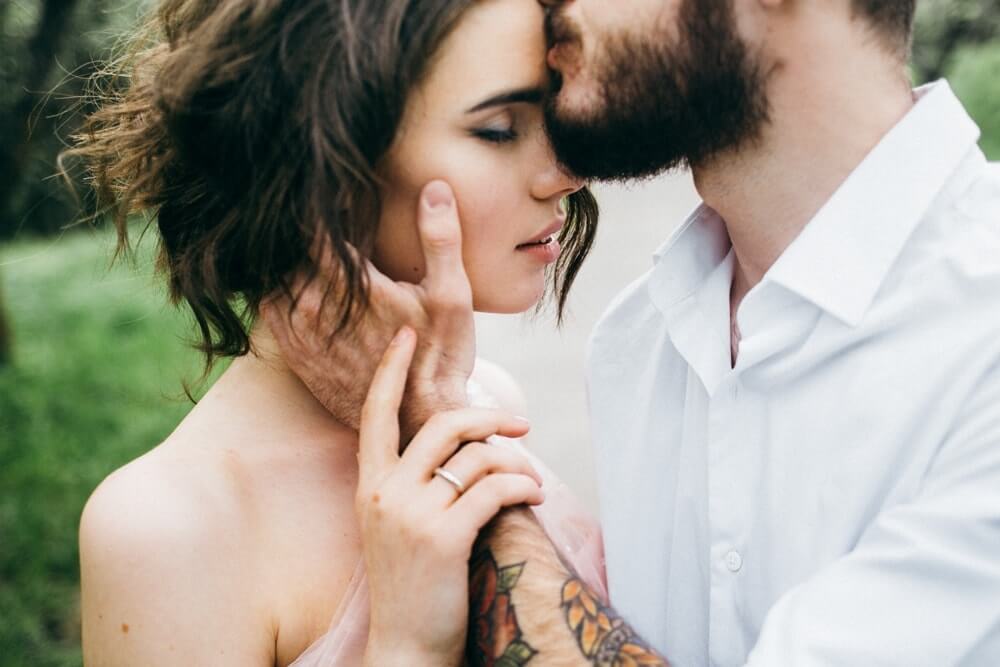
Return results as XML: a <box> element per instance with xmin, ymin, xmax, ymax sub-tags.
<box><xmin>121</xmin><ymin>623</ymin><xmax>130</xmax><ymax>634</ymax></box>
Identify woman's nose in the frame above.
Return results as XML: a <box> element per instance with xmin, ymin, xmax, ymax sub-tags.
<box><xmin>532</xmin><ymin>160</ymin><xmax>585</xmax><ymax>202</ymax></box>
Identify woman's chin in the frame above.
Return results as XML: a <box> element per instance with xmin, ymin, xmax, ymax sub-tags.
<box><xmin>471</xmin><ymin>282</ymin><xmax>547</xmax><ymax>315</ymax></box>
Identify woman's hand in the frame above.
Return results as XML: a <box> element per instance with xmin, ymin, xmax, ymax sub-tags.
<box><xmin>357</xmin><ymin>326</ymin><xmax>545</xmax><ymax>667</ymax></box>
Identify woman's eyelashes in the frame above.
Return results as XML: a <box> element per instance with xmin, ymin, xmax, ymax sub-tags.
<box><xmin>471</xmin><ymin>124</ymin><xmax>518</xmax><ymax>145</ymax></box>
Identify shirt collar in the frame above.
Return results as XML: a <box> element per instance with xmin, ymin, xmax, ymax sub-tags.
<box><xmin>648</xmin><ymin>204</ymin><xmax>731</xmax><ymax>314</ymax></box>
<box><xmin>764</xmin><ymin>80</ymin><xmax>985</xmax><ymax>326</ymax></box>
<box><xmin>647</xmin><ymin>81</ymin><xmax>985</xmax><ymax>327</ymax></box>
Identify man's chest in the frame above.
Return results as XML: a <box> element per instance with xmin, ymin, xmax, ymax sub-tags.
<box><xmin>593</xmin><ymin>338</ymin><xmax>962</xmax><ymax>542</ymax></box>
<box><xmin>587</xmin><ymin>322</ymin><xmax>977</xmax><ymax>661</ymax></box>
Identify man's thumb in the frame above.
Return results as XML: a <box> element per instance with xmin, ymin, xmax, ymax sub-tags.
<box><xmin>418</xmin><ymin>181</ymin><xmax>468</xmax><ymax>295</ymax></box>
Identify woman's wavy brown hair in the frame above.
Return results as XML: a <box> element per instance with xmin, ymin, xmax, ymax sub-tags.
<box><xmin>65</xmin><ymin>0</ymin><xmax>599</xmax><ymax>368</ymax></box>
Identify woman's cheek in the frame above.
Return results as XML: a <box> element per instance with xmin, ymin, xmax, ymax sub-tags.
<box><xmin>449</xmin><ymin>161</ymin><xmax>513</xmax><ymax>250</ymax></box>
<box><xmin>376</xmin><ymin>135</ymin><xmax>540</xmax><ymax>312</ymax></box>
<box><xmin>451</xmin><ymin>166</ymin><xmax>541</xmax><ymax>313</ymax></box>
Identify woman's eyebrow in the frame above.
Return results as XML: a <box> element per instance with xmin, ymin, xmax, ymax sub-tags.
<box><xmin>466</xmin><ymin>87</ymin><xmax>545</xmax><ymax>114</ymax></box>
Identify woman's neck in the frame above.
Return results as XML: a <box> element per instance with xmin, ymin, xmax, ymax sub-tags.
<box><xmin>211</xmin><ymin>324</ymin><xmax>355</xmax><ymax>439</ymax></box>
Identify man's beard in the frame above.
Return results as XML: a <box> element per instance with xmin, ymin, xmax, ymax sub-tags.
<box><xmin>544</xmin><ymin>0</ymin><xmax>770</xmax><ymax>182</ymax></box>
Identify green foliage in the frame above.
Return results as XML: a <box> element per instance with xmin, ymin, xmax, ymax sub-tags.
<box><xmin>912</xmin><ymin>0</ymin><xmax>1000</xmax><ymax>81</ymax></box>
<box><xmin>0</xmin><ymin>227</ymin><xmax>218</xmax><ymax>665</ymax></box>
<box><xmin>911</xmin><ymin>1</ymin><xmax>1000</xmax><ymax>159</ymax></box>
<box><xmin>947</xmin><ymin>43</ymin><xmax>1000</xmax><ymax>159</ymax></box>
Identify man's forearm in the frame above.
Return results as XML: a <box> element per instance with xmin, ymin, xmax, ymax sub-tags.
<box><xmin>466</xmin><ymin>507</ymin><xmax>670</xmax><ymax>666</ymax></box>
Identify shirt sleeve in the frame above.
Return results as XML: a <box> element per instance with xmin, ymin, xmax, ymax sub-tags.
<box><xmin>745</xmin><ymin>363</ymin><xmax>1000</xmax><ymax>666</ymax></box>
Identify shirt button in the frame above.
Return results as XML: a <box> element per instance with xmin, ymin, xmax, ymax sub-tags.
<box><xmin>725</xmin><ymin>550</ymin><xmax>743</xmax><ymax>572</ymax></box>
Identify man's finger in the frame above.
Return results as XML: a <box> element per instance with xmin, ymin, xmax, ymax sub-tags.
<box><xmin>358</xmin><ymin>327</ymin><xmax>417</xmax><ymax>479</ymax></box>
<box><xmin>306</xmin><ymin>230</ymin><xmax>351</xmax><ymax>279</ymax></box>
<box><xmin>417</xmin><ymin>180</ymin><xmax>473</xmax><ymax>309</ymax></box>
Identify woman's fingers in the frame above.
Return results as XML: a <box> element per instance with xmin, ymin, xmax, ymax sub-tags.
<box><xmin>358</xmin><ymin>327</ymin><xmax>417</xmax><ymax>482</ymax></box>
<box><xmin>429</xmin><ymin>442</ymin><xmax>543</xmax><ymax>504</ymax></box>
<box><xmin>448</xmin><ymin>473</ymin><xmax>545</xmax><ymax>541</ymax></box>
<box><xmin>403</xmin><ymin>409</ymin><xmax>531</xmax><ymax>475</ymax></box>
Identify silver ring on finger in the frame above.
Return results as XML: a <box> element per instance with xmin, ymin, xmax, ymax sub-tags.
<box><xmin>433</xmin><ymin>467</ymin><xmax>466</xmax><ymax>495</ymax></box>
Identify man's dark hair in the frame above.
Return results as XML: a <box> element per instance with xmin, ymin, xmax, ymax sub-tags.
<box><xmin>853</xmin><ymin>0</ymin><xmax>917</xmax><ymax>53</ymax></box>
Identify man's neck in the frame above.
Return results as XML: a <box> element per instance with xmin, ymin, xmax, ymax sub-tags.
<box><xmin>694</xmin><ymin>20</ymin><xmax>916</xmax><ymax>308</ymax></box>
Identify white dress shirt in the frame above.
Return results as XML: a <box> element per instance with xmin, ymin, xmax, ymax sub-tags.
<box><xmin>586</xmin><ymin>81</ymin><xmax>1000</xmax><ymax>666</ymax></box>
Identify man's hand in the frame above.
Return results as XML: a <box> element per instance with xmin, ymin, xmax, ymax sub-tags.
<box><xmin>262</xmin><ymin>181</ymin><xmax>475</xmax><ymax>440</ymax></box>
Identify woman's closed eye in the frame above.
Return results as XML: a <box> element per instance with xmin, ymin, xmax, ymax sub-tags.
<box><xmin>464</xmin><ymin>86</ymin><xmax>543</xmax><ymax>147</ymax></box>
<box><xmin>471</xmin><ymin>124</ymin><xmax>519</xmax><ymax>144</ymax></box>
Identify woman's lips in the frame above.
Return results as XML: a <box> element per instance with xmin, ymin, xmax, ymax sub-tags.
<box><xmin>516</xmin><ymin>237</ymin><xmax>562</xmax><ymax>264</ymax></box>
<box><xmin>518</xmin><ymin>220</ymin><xmax>564</xmax><ymax>248</ymax></box>
<box><xmin>516</xmin><ymin>220</ymin><xmax>564</xmax><ymax>264</ymax></box>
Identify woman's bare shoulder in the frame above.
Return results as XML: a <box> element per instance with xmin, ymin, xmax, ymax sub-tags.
<box><xmin>79</xmin><ymin>443</ymin><xmax>275</xmax><ymax>665</ymax></box>
<box><xmin>80</xmin><ymin>432</ymin><xmax>255</xmax><ymax>555</ymax></box>
<box><xmin>80</xmin><ymin>414</ymin><xmax>363</xmax><ymax>665</ymax></box>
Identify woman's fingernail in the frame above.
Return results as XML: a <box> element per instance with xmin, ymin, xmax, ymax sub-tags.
<box><xmin>514</xmin><ymin>416</ymin><xmax>531</xmax><ymax>425</ymax></box>
<box><xmin>423</xmin><ymin>181</ymin><xmax>454</xmax><ymax>210</ymax></box>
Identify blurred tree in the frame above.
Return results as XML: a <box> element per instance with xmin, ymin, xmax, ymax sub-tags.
<box><xmin>0</xmin><ymin>0</ymin><xmax>146</xmax><ymax>364</ymax></box>
<box><xmin>0</xmin><ymin>0</ymin><xmax>83</xmax><ymax>240</ymax></box>
<box><xmin>912</xmin><ymin>0</ymin><xmax>1000</xmax><ymax>81</ymax></box>
<box><xmin>0</xmin><ymin>0</ymin><xmax>86</xmax><ymax>364</ymax></box>
<box><xmin>0</xmin><ymin>276</ymin><xmax>9</xmax><ymax>365</ymax></box>
<box><xmin>0</xmin><ymin>0</ymin><xmax>147</xmax><ymax>241</ymax></box>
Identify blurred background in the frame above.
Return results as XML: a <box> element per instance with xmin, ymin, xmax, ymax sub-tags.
<box><xmin>1</xmin><ymin>0</ymin><xmax>998</xmax><ymax>663</ymax></box>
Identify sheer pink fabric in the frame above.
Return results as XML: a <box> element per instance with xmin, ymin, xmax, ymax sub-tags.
<box><xmin>290</xmin><ymin>383</ymin><xmax>607</xmax><ymax>666</ymax></box>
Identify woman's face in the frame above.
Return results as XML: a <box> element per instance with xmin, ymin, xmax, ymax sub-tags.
<box><xmin>374</xmin><ymin>0</ymin><xmax>584</xmax><ymax>314</ymax></box>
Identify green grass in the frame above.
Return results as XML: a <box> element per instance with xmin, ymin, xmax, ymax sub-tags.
<box><xmin>947</xmin><ymin>42</ymin><xmax>1000</xmax><ymax>161</ymax></box>
<box><xmin>0</xmin><ymin>226</ymin><xmax>219</xmax><ymax>666</ymax></box>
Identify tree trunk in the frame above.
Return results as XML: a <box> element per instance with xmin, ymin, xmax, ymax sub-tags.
<box><xmin>0</xmin><ymin>0</ymin><xmax>82</xmax><ymax>238</ymax></box>
<box><xmin>0</xmin><ymin>275</ymin><xmax>10</xmax><ymax>365</ymax></box>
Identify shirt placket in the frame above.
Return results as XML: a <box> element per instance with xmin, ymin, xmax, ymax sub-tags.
<box><xmin>706</xmin><ymin>369</ymin><xmax>748</xmax><ymax>666</ymax></box>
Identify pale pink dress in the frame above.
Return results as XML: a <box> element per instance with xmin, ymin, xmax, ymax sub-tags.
<box><xmin>290</xmin><ymin>382</ymin><xmax>608</xmax><ymax>666</ymax></box>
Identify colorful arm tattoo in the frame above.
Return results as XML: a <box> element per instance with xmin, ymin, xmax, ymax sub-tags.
<box><xmin>467</xmin><ymin>548</ymin><xmax>538</xmax><ymax>667</ymax></box>
<box><xmin>561</xmin><ymin>577</ymin><xmax>667</xmax><ymax>666</ymax></box>
<box><xmin>467</xmin><ymin>546</ymin><xmax>669</xmax><ymax>667</ymax></box>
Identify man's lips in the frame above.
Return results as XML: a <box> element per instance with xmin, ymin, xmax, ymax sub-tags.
<box><xmin>517</xmin><ymin>220</ymin><xmax>564</xmax><ymax>249</ymax></box>
<box><xmin>545</xmin><ymin>9</ymin><xmax>583</xmax><ymax>74</ymax></box>
<box><xmin>547</xmin><ymin>41</ymin><xmax>579</xmax><ymax>73</ymax></box>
